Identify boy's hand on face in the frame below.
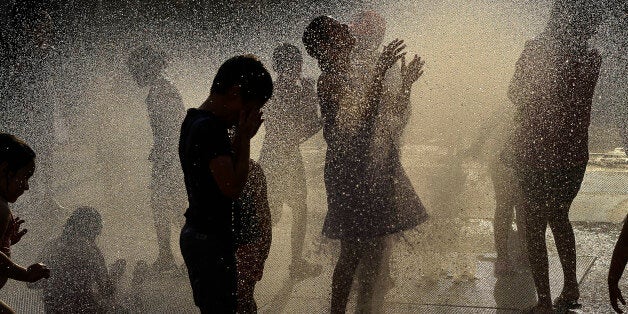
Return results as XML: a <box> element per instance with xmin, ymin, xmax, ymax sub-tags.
<box><xmin>26</xmin><ymin>263</ymin><xmax>50</xmax><ymax>282</ymax></box>
<box><xmin>10</xmin><ymin>216</ymin><xmax>27</xmax><ymax>245</ymax></box>
<box><xmin>401</xmin><ymin>54</ymin><xmax>425</xmax><ymax>89</ymax></box>
<box><xmin>237</xmin><ymin>109</ymin><xmax>264</xmax><ymax>140</ymax></box>
<box><xmin>376</xmin><ymin>39</ymin><xmax>406</xmax><ymax>77</ymax></box>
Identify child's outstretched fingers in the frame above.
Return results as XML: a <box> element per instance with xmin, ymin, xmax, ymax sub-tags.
<box><xmin>11</xmin><ymin>217</ymin><xmax>28</xmax><ymax>244</ymax></box>
<box><xmin>377</xmin><ymin>39</ymin><xmax>407</xmax><ymax>75</ymax></box>
<box><xmin>402</xmin><ymin>54</ymin><xmax>425</xmax><ymax>87</ymax></box>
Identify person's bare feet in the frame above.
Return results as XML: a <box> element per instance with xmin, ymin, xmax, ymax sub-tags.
<box><xmin>151</xmin><ymin>253</ymin><xmax>177</xmax><ymax>272</ymax></box>
<box><xmin>554</xmin><ymin>288</ymin><xmax>582</xmax><ymax>311</ymax></box>
<box><xmin>525</xmin><ymin>303</ymin><xmax>554</xmax><ymax>313</ymax></box>
<box><xmin>289</xmin><ymin>259</ymin><xmax>322</xmax><ymax>282</ymax></box>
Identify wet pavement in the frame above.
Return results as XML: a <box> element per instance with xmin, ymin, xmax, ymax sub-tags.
<box><xmin>0</xmin><ymin>146</ymin><xmax>625</xmax><ymax>313</ymax></box>
<box><xmin>1</xmin><ymin>217</ymin><xmax>623</xmax><ymax>313</ymax></box>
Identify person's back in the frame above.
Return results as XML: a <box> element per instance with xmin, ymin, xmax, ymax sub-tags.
<box><xmin>508</xmin><ymin>37</ymin><xmax>601</xmax><ymax>170</ymax></box>
<box><xmin>179</xmin><ymin>108</ymin><xmax>233</xmax><ymax>238</ymax></box>
<box><xmin>147</xmin><ymin>78</ymin><xmax>185</xmax><ymax>166</ymax></box>
<box><xmin>261</xmin><ymin>77</ymin><xmax>319</xmax><ymax>153</ymax></box>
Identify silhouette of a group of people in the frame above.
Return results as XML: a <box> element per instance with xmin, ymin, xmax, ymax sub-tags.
<box><xmin>0</xmin><ymin>0</ymin><xmax>627</xmax><ymax>313</ymax></box>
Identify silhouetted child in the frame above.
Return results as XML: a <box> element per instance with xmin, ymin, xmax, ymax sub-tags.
<box><xmin>349</xmin><ymin>10</ymin><xmax>427</xmax><ymax>310</ymax></box>
<box><xmin>609</xmin><ymin>214</ymin><xmax>627</xmax><ymax>313</ymax></box>
<box><xmin>178</xmin><ymin>55</ymin><xmax>272</xmax><ymax>313</ymax></box>
<box><xmin>128</xmin><ymin>45</ymin><xmax>187</xmax><ymax>272</ymax></box>
<box><xmin>0</xmin><ymin>132</ymin><xmax>51</xmax><ymax>313</ymax></box>
<box><xmin>29</xmin><ymin>206</ymin><xmax>126</xmax><ymax>313</ymax></box>
<box><xmin>235</xmin><ymin>160</ymin><xmax>272</xmax><ymax>313</ymax></box>
<box><xmin>303</xmin><ymin>15</ymin><xmax>409</xmax><ymax>313</ymax></box>
<box><xmin>502</xmin><ymin>1</ymin><xmax>603</xmax><ymax>312</ymax></box>
<box><xmin>258</xmin><ymin>43</ymin><xmax>322</xmax><ymax>280</ymax></box>
<box><xmin>464</xmin><ymin>110</ymin><xmax>527</xmax><ymax>274</ymax></box>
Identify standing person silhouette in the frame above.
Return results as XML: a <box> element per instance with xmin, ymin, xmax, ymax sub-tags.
<box><xmin>258</xmin><ymin>43</ymin><xmax>322</xmax><ymax>280</ymax></box>
<box><xmin>502</xmin><ymin>1</ymin><xmax>603</xmax><ymax>312</ymax></box>
<box><xmin>464</xmin><ymin>109</ymin><xmax>528</xmax><ymax>275</ymax></box>
<box><xmin>349</xmin><ymin>10</ymin><xmax>428</xmax><ymax>303</ymax></box>
<box><xmin>303</xmin><ymin>15</ymin><xmax>420</xmax><ymax>313</ymax></box>
<box><xmin>128</xmin><ymin>45</ymin><xmax>187</xmax><ymax>272</ymax></box>
<box><xmin>178</xmin><ymin>55</ymin><xmax>272</xmax><ymax>313</ymax></box>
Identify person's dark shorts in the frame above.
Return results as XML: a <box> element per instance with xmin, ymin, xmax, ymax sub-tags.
<box><xmin>180</xmin><ymin>223</ymin><xmax>236</xmax><ymax>313</ymax></box>
<box><xmin>516</xmin><ymin>164</ymin><xmax>586</xmax><ymax>206</ymax></box>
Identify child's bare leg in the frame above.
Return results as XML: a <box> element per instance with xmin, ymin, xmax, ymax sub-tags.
<box><xmin>514</xmin><ymin>204</ymin><xmax>529</xmax><ymax>263</ymax></box>
<box><xmin>548</xmin><ymin>200</ymin><xmax>579</xmax><ymax>300</ymax></box>
<box><xmin>331</xmin><ymin>240</ymin><xmax>362</xmax><ymax>314</ymax></box>
<box><xmin>525</xmin><ymin>200</ymin><xmax>552</xmax><ymax>308</ymax></box>
<box><xmin>355</xmin><ymin>237</ymin><xmax>385</xmax><ymax>314</ymax></box>
<box><xmin>289</xmin><ymin>199</ymin><xmax>308</xmax><ymax>264</ymax></box>
<box><xmin>267</xmin><ymin>180</ymin><xmax>284</xmax><ymax>225</ymax></box>
<box><xmin>491</xmin><ymin>161</ymin><xmax>516</xmax><ymax>270</ymax></box>
<box><xmin>152</xmin><ymin>201</ymin><xmax>175</xmax><ymax>270</ymax></box>
<box><xmin>494</xmin><ymin>192</ymin><xmax>515</xmax><ymax>264</ymax></box>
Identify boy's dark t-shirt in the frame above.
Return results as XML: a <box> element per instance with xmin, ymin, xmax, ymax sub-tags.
<box><xmin>179</xmin><ymin>108</ymin><xmax>233</xmax><ymax>239</ymax></box>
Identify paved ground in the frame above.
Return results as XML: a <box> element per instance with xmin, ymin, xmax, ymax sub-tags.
<box><xmin>1</xmin><ymin>218</ymin><xmax>624</xmax><ymax>313</ymax></box>
<box><xmin>1</xmin><ymin>146</ymin><xmax>625</xmax><ymax>313</ymax></box>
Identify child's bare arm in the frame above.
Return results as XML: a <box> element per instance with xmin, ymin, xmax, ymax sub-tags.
<box><xmin>210</xmin><ymin>110</ymin><xmax>262</xmax><ymax>199</ymax></box>
<box><xmin>364</xmin><ymin>39</ymin><xmax>407</xmax><ymax>135</ymax></box>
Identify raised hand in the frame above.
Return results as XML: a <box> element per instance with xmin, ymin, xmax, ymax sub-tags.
<box><xmin>375</xmin><ymin>39</ymin><xmax>406</xmax><ymax>77</ymax></box>
<box><xmin>10</xmin><ymin>216</ymin><xmax>27</xmax><ymax>245</ymax></box>
<box><xmin>401</xmin><ymin>54</ymin><xmax>425</xmax><ymax>88</ymax></box>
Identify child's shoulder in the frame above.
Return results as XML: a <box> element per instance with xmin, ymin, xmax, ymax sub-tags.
<box><xmin>187</xmin><ymin>110</ymin><xmax>224</xmax><ymax>132</ymax></box>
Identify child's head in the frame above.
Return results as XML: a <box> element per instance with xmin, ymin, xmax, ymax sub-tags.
<box><xmin>209</xmin><ymin>54</ymin><xmax>273</xmax><ymax>124</ymax></box>
<box><xmin>127</xmin><ymin>45</ymin><xmax>168</xmax><ymax>87</ymax></box>
<box><xmin>0</xmin><ymin>133</ymin><xmax>36</xmax><ymax>203</ymax></box>
<box><xmin>272</xmin><ymin>43</ymin><xmax>303</xmax><ymax>78</ymax></box>
<box><xmin>62</xmin><ymin>206</ymin><xmax>102</xmax><ymax>240</ymax></box>
<box><xmin>303</xmin><ymin>15</ymin><xmax>355</xmax><ymax>65</ymax></box>
<box><xmin>350</xmin><ymin>11</ymin><xmax>386</xmax><ymax>52</ymax></box>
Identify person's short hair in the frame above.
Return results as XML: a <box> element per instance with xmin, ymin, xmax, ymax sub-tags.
<box><xmin>127</xmin><ymin>45</ymin><xmax>168</xmax><ymax>73</ymax></box>
<box><xmin>272</xmin><ymin>43</ymin><xmax>302</xmax><ymax>72</ymax></box>
<box><xmin>62</xmin><ymin>206</ymin><xmax>102</xmax><ymax>239</ymax></box>
<box><xmin>210</xmin><ymin>55</ymin><xmax>273</xmax><ymax>104</ymax></box>
<box><xmin>0</xmin><ymin>132</ymin><xmax>36</xmax><ymax>173</ymax></box>
<box><xmin>303</xmin><ymin>15</ymin><xmax>336</xmax><ymax>60</ymax></box>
